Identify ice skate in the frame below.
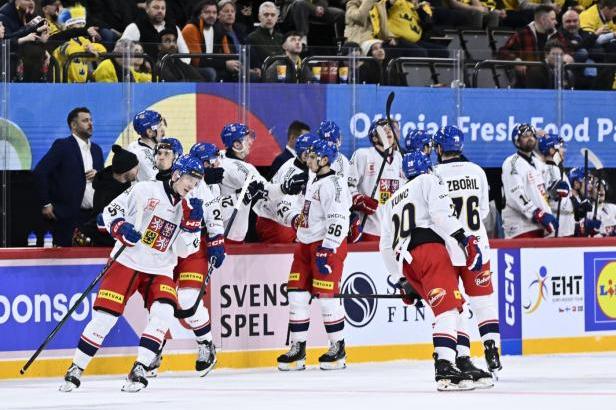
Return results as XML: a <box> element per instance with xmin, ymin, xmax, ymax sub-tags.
<box><xmin>121</xmin><ymin>362</ymin><xmax>149</xmax><ymax>393</ymax></box>
<box><xmin>456</xmin><ymin>356</ymin><xmax>494</xmax><ymax>388</ymax></box>
<box><xmin>434</xmin><ymin>354</ymin><xmax>474</xmax><ymax>391</ymax></box>
<box><xmin>196</xmin><ymin>340</ymin><xmax>217</xmax><ymax>377</ymax></box>
<box><xmin>277</xmin><ymin>341</ymin><xmax>306</xmax><ymax>371</ymax></box>
<box><xmin>318</xmin><ymin>340</ymin><xmax>346</xmax><ymax>370</ymax></box>
<box><xmin>58</xmin><ymin>363</ymin><xmax>83</xmax><ymax>392</ymax></box>
<box><xmin>484</xmin><ymin>340</ymin><xmax>502</xmax><ymax>379</ymax></box>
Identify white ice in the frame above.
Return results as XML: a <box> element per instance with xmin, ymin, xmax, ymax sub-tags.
<box><xmin>1</xmin><ymin>353</ymin><xmax>614</xmax><ymax>410</ymax></box>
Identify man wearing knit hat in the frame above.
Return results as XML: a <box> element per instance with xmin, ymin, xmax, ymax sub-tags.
<box><xmin>76</xmin><ymin>145</ymin><xmax>139</xmax><ymax>246</ymax></box>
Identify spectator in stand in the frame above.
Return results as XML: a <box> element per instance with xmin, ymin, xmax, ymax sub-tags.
<box><xmin>76</xmin><ymin>144</ymin><xmax>139</xmax><ymax>247</ymax></box>
<box><xmin>344</xmin><ymin>0</ymin><xmax>379</xmax><ymax>47</ymax></box>
<box><xmin>0</xmin><ymin>0</ymin><xmax>51</xmax><ymax>82</ymax></box>
<box><xmin>120</xmin><ymin>0</ymin><xmax>190</xmax><ymax>63</ymax></box>
<box><xmin>181</xmin><ymin>0</ymin><xmax>218</xmax><ymax>81</ymax></box>
<box><xmin>132</xmin><ymin>42</ymin><xmax>153</xmax><ymax>80</ymax></box>
<box><xmin>525</xmin><ymin>40</ymin><xmax>572</xmax><ymax>88</ymax></box>
<box><xmin>87</xmin><ymin>0</ymin><xmax>139</xmax><ymax>47</ymax></box>
<box><xmin>93</xmin><ymin>39</ymin><xmax>152</xmax><ymax>82</ymax></box>
<box><xmin>268</xmin><ymin>120</ymin><xmax>310</xmax><ymax>179</ymax></box>
<box><xmin>282</xmin><ymin>0</ymin><xmax>345</xmax><ymax>47</ymax></box>
<box><xmin>158</xmin><ymin>26</ymin><xmax>204</xmax><ymax>81</ymax></box>
<box><xmin>499</xmin><ymin>5</ymin><xmax>569</xmax><ymax>85</ymax></box>
<box><xmin>213</xmin><ymin>0</ymin><xmax>260</xmax><ymax>81</ymax></box>
<box><xmin>579</xmin><ymin>0</ymin><xmax>616</xmax><ymax>88</ymax></box>
<box><xmin>359</xmin><ymin>39</ymin><xmax>386</xmax><ymax>84</ymax></box>
<box><xmin>442</xmin><ymin>0</ymin><xmax>501</xmax><ymax>28</ymax></box>
<box><xmin>559</xmin><ymin>9</ymin><xmax>600</xmax><ymax>89</ymax></box>
<box><xmin>386</xmin><ymin>0</ymin><xmax>449</xmax><ymax>58</ymax></box>
<box><xmin>41</xmin><ymin>0</ymin><xmax>61</xmax><ymax>35</ymax></box>
<box><xmin>246</xmin><ymin>2</ymin><xmax>284</xmax><ymax>70</ymax></box>
<box><xmin>33</xmin><ymin>107</ymin><xmax>104</xmax><ymax>246</ymax></box>
<box><xmin>51</xmin><ymin>5</ymin><xmax>106</xmax><ymax>83</ymax></box>
<box><xmin>263</xmin><ymin>31</ymin><xmax>312</xmax><ymax>82</ymax></box>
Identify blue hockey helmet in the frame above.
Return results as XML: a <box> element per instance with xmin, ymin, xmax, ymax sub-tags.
<box><xmin>295</xmin><ymin>132</ymin><xmax>320</xmax><ymax>157</ymax></box>
<box><xmin>538</xmin><ymin>133</ymin><xmax>564</xmax><ymax>156</ymax></box>
<box><xmin>172</xmin><ymin>154</ymin><xmax>205</xmax><ymax>179</ymax></box>
<box><xmin>404</xmin><ymin>129</ymin><xmax>433</xmax><ymax>152</ymax></box>
<box><xmin>433</xmin><ymin>125</ymin><xmax>464</xmax><ymax>153</ymax></box>
<box><xmin>156</xmin><ymin>137</ymin><xmax>183</xmax><ymax>159</ymax></box>
<box><xmin>317</xmin><ymin>120</ymin><xmax>341</xmax><ymax>144</ymax></box>
<box><xmin>568</xmin><ymin>167</ymin><xmax>585</xmax><ymax>184</ymax></box>
<box><xmin>511</xmin><ymin>123</ymin><xmax>536</xmax><ymax>147</ymax></box>
<box><xmin>310</xmin><ymin>139</ymin><xmax>339</xmax><ymax>164</ymax></box>
<box><xmin>220</xmin><ymin>123</ymin><xmax>253</xmax><ymax>149</ymax></box>
<box><xmin>189</xmin><ymin>142</ymin><xmax>220</xmax><ymax>164</ymax></box>
<box><xmin>133</xmin><ymin>110</ymin><xmax>163</xmax><ymax>136</ymax></box>
<box><xmin>402</xmin><ymin>151</ymin><xmax>432</xmax><ymax>179</ymax></box>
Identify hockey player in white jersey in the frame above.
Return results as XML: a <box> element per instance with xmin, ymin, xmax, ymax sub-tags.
<box><xmin>502</xmin><ymin>124</ymin><xmax>558</xmax><ymax>238</ymax></box>
<box><xmin>537</xmin><ymin>133</ymin><xmax>575</xmax><ymax>237</ymax></box>
<box><xmin>380</xmin><ymin>151</ymin><xmax>482</xmax><ymax>391</ymax></box>
<box><xmin>152</xmin><ymin>137</ymin><xmax>183</xmax><ymax>183</ymax></box>
<box><xmin>219</xmin><ymin>123</ymin><xmax>308</xmax><ymax>243</ymax></box>
<box><xmin>589</xmin><ymin>180</ymin><xmax>616</xmax><ymax>236</ymax></box>
<box><xmin>129</xmin><ymin>110</ymin><xmax>166</xmax><ymax>182</ymax></box>
<box><xmin>60</xmin><ymin>155</ymin><xmax>205</xmax><ymax>393</ymax></box>
<box><xmin>432</xmin><ymin>125</ymin><xmax>500</xmax><ymax>384</ymax></box>
<box><xmin>349</xmin><ymin>119</ymin><xmax>404</xmax><ymax>241</ymax></box>
<box><xmin>255</xmin><ymin>133</ymin><xmax>317</xmax><ymax>243</ymax></box>
<box><xmin>277</xmin><ymin>139</ymin><xmax>351</xmax><ymax>371</ymax></box>
<box><xmin>568</xmin><ymin>167</ymin><xmax>601</xmax><ymax>236</ymax></box>
<box><xmin>316</xmin><ymin>120</ymin><xmax>353</xmax><ymax>187</ymax></box>
<box><xmin>405</xmin><ymin>128</ymin><xmax>433</xmax><ymax>156</ymax></box>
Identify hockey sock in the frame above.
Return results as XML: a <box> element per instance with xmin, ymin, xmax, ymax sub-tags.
<box><xmin>456</xmin><ymin>306</ymin><xmax>471</xmax><ymax>357</ymax></box>
<box><xmin>137</xmin><ymin>301</ymin><xmax>174</xmax><ymax>367</ymax></box>
<box><xmin>319</xmin><ymin>297</ymin><xmax>345</xmax><ymax>344</ymax></box>
<box><xmin>178</xmin><ymin>288</ymin><xmax>212</xmax><ymax>342</ymax></box>
<box><xmin>469</xmin><ymin>295</ymin><xmax>501</xmax><ymax>348</ymax></box>
<box><xmin>433</xmin><ymin>309</ymin><xmax>458</xmax><ymax>363</ymax></box>
<box><xmin>288</xmin><ymin>291</ymin><xmax>311</xmax><ymax>343</ymax></box>
<box><xmin>73</xmin><ymin>309</ymin><xmax>118</xmax><ymax>370</ymax></box>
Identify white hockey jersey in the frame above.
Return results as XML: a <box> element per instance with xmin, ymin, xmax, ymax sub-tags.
<box><xmin>187</xmin><ymin>179</ymin><xmax>224</xmax><ymax>237</ymax></box>
<box><xmin>541</xmin><ymin>160</ymin><xmax>575</xmax><ymax>237</ymax></box>
<box><xmin>282</xmin><ymin>170</ymin><xmax>351</xmax><ymax>249</ymax></box>
<box><xmin>331</xmin><ymin>152</ymin><xmax>354</xmax><ymax>188</ymax></box>
<box><xmin>433</xmin><ymin>158</ymin><xmax>490</xmax><ymax>264</ymax></box>
<box><xmin>589</xmin><ymin>202</ymin><xmax>616</xmax><ymax>237</ymax></box>
<box><xmin>501</xmin><ymin>152</ymin><xmax>552</xmax><ymax>238</ymax></box>
<box><xmin>127</xmin><ymin>140</ymin><xmax>157</xmax><ymax>182</ymax></box>
<box><xmin>219</xmin><ymin>154</ymin><xmax>284</xmax><ymax>242</ymax></box>
<box><xmin>253</xmin><ymin>157</ymin><xmax>307</xmax><ymax>225</ymax></box>
<box><xmin>101</xmin><ymin>180</ymin><xmax>201</xmax><ymax>277</ymax></box>
<box><xmin>350</xmin><ymin>147</ymin><xmax>405</xmax><ymax>236</ymax></box>
<box><xmin>379</xmin><ymin>173</ymin><xmax>464</xmax><ymax>275</ymax></box>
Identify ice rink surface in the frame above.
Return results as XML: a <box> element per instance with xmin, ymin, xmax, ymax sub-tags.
<box><xmin>2</xmin><ymin>353</ymin><xmax>614</xmax><ymax>410</ymax></box>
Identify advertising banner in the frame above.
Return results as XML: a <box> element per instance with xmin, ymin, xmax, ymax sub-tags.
<box><xmin>584</xmin><ymin>251</ymin><xmax>616</xmax><ymax>332</ymax></box>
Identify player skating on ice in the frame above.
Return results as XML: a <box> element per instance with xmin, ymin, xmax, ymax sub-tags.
<box><xmin>380</xmin><ymin>151</ymin><xmax>482</xmax><ymax>391</ymax></box>
<box><xmin>432</xmin><ymin>125</ymin><xmax>500</xmax><ymax>384</ymax></box>
<box><xmin>277</xmin><ymin>139</ymin><xmax>351</xmax><ymax>371</ymax></box>
<box><xmin>60</xmin><ymin>155</ymin><xmax>205</xmax><ymax>392</ymax></box>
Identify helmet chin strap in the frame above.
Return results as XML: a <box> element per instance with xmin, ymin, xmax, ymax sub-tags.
<box><xmin>232</xmin><ymin>138</ymin><xmax>250</xmax><ymax>158</ymax></box>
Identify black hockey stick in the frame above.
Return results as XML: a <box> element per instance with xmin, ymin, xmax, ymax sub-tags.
<box><xmin>359</xmin><ymin>92</ymin><xmax>398</xmax><ymax>231</ymax></box>
<box><xmin>583</xmin><ymin>149</ymin><xmax>589</xmax><ymax>236</ymax></box>
<box><xmin>175</xmin><ymin>175</ymin><xmax>255</xmax><ymax>319</ymax></box>
<box><xmin>20</xmin><ymin>244</ymin><xmax>127</xmax><ymax>375</ymax></box>
<box><xmin>555</xmin><ymin>157</ymin><xmax>564</xmax><ymax>238</ymax></box>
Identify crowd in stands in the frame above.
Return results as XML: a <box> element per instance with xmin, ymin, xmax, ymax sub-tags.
<box><xmin>0</xmin><ymin>0</ymin><xmax>614</xmax><ymax>88</ymax></box>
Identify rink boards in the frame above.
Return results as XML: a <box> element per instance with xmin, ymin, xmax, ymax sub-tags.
<box><xmin>0</xmin><ymin>238</ymin><xmax>615</xmax><ymax>379</ymax></box>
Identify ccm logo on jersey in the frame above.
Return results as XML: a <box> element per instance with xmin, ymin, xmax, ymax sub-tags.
<box><xmin>428</xmin><ymin>288</ymin><xmax>447</xmax><ymax>307</ymax></box>
<box><xmin>475</xmin><ymin>270</ymin><xmax>492</xmax><ymax>287</ymax></box>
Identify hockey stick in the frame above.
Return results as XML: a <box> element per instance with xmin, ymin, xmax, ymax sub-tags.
<box><xmin>385</xmin><ymin>91</ymin><xmax>403</xmax><ymax>154</ymax></box>
<box><xmin>554</xmin><ymin>152</ymin><xmax>564</xmax><ymax>238</ymax></box>
<box><xmin>583</xmin><ymin>149</ymin><xmax>589</xmax><ymax>236</ymax></box>
<box><xmin>20</xmin><ymin>205</ymin><xmax>146</xmax><ymax>375</ymax></box>
<box><xmin>175</xmin><ymin>175</ymin><xmax>255</xmax><ymax>319</ymax></box>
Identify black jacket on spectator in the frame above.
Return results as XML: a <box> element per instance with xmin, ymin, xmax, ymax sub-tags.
<box><xmin>134</xmin><ymin>13</ymin><xmax>178</xmax><ymax>60</ymax></box>
<box><xmin>34</xmin><ymin>136</ymin><xmax>104</xmax><ymax>246</ymax></box>
<box><xmin>87</xmin><ymin>0</ymin><xmax>138</xmax><ymax>33</ymax></box>
<box><xmin>246</xmin><ymin>26</ymin><xmax>284</xmax><ymax>69</ymax></box>
<box><xmin>0</xmin><ymin>2</ymin><xmax>38</xmax><ymax>46</ymax></box>
<box><xmin>79</xmin><ymin>165</ymin><xmax>130</xmax><ymax>246</ymax></box>
<box><xmin>160</xmin><ymin>57</ymin><xmax>204</xmax><ymax>82</ymax></box>
<box><xmin>358</xmin><ymin>60</ymin><xmax>384</xmax><ymax>84</ymax></box>
<box><xmin>525</xmin><ymin>63</ymin><xmax>572</xmax><ymax>89</ymax></box>
<box><xmin>560</xmin><ymin>29</ymin><xmax>597</xmax><ymax>54</ymax></box>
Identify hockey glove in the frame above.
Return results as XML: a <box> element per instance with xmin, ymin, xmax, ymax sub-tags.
<box><xmin>551</xmin><ymin>180</ymin><xmax>570</xmax><ymax>199</ymax></box>
<box><xmin>110</xmin><ymin>219</ymin><xmax>141</xmax><ymax>247</ymax></box>
<box><xmin>315</xmin><ymin>246</ymin><xmax>335</xmax><ymax>275</ymax></box>
<box><xmin>532</xmin><ymin>208</ymin><xmax>558</xmax><ymax>234</ymax></box>
<box><xmin>242</xmin><ymin>180</ymin><xmax>266</xmax><ymax>205</ymax></box>
<box><xmin>206</xmin><ymin>234</ymin><xmax>226</xmax><ymax>268</ymax></box>
<box><xmin>347</xmin><ymin>212</ymin><xmax>363</xmax><ymax>243</ymax></box>
<box><xmin>395</xmin><ymin>277</ymin><xmax>421</xmax><ymax>306</ymax></box>
<box><xmin>181</xmin><ymin>198</ymin><xmax>204</xmax><ymax>232</ymax></box>
<box><xmin>577</xmin><ymin>198</ymin><xmax>593</xmax><ymax>214</ymax></box>
<box><xmin>203</xmin><ymin>167</ymin><xmax>224</xmax><ymax>185</ymax></box>
<box><xmin>352</xmin><ymin>194</ymin><xmax>378</xmax><ymax>215</ymax></box>
<box><xmin>281</xmin><ymin>172</ymin><xmax>309</xmax><ymax>195</ymax></box>
<box><xmin>576</xmin><ymin>218</ymin><xmax>602</xmax><ymax>237</ymax></box>
<box><xmin>291</xmin><ymin>214</ymin><xmax>303</xmax><ymax>232</ymax></box>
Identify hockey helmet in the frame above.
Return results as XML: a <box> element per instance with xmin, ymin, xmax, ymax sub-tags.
<box><xmin>538</xmin><ymin>133</ymin><xmax>564</xmax><ymax>156</ymax></box>
<box><xmin>511</xmin><ymin>123</ymin><xmax>536</xmax><ymax>148</ymax></box>
<box><xmin>433</xmin><ymin>125</ymin><xmax>464</xmax><ymax>153</ymax></box>
<box><xmin>220</xmin><ymin>123</ymin><xmax>253</xmax><ymax>150</ymax></box>
<box><xmin>295</xmin><ymin>133</ymin><xmax>320</xmax><ymax>157</ymax></box>
<box><xmin>404</xmin><ymin>129</ymin><xmax>433</xmax><ymax>152</ymax></box>
<box><xmin>156</xmin><ymin>137</ymin><xmax>183</xmax><ymax>159</ymax></box>
<box><xmin>402</xmin><ymin>151</ymin><xmax>432</xmax><ymax>179</ymax></box>
<box><xmin>133</xmin><ymin>110</ymin><xmax>163</xmax><ymax>136</ymax></box>
<box><xmin>172</xmin><ymin>154</ymin><xmax>205</xmax><ymax>179</ymax></box>
<box><xmin>317</xmin><ymin>120</ymin><xmax>341</xmax><ymax>145</ymax></box>
<box><xmin>190</xmin><ymin>142</ymin><xmax>220</xmax><ymax>165</ymax></box>
<box><xmin>310</xmin><ymin>139</ymin><xmax>339</xmax><ymax>164</ymax></box>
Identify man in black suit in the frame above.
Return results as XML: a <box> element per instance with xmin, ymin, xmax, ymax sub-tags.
<box><xmin>34</xmin><ymin>107</ymin><xmax>104</xmax><ymax>246</ymax></box>
<box><xmin>267</xmin><ymin>120</ymin><xmax>310</xmax><ymax>180</ymax></box>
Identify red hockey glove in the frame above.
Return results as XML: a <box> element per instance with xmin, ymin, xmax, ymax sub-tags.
<box><xmin>181</xmin><ymin>198</ymin><xmax>204</xmax><ymax>232</ymax></box>
<box><xmin>395</xmin><ymin>277</ymin><xmax>421</xmax><ymax>306</ymax></box>
<box><xmin>532</xmin><ymin>208</ymin><xmax>558</xmax><ymax>234</ymax></box>
<box><xmin>352</xmin><ymin>194</ymin><xmax>378</xmax><ymax>215</ymax></box>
